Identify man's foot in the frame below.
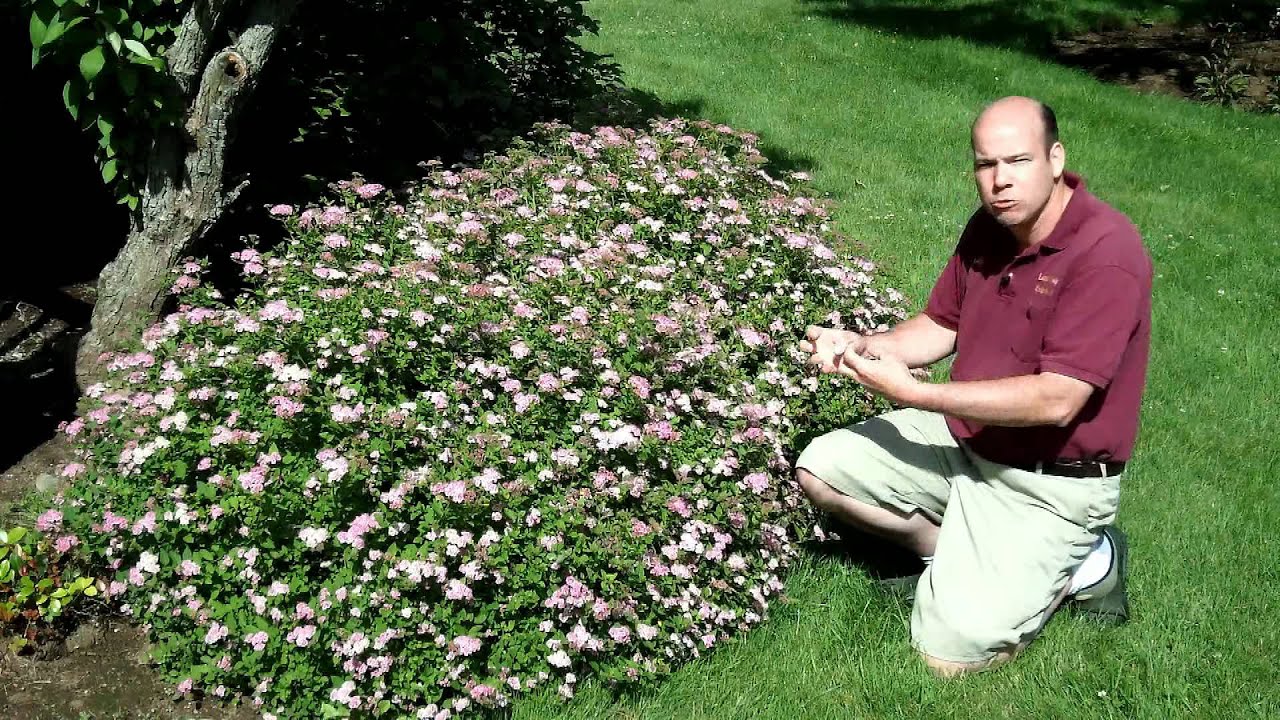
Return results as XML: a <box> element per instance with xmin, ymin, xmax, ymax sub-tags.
<box><xmin>1070</xmin><ymin>525</ymin><xmax>1129</xmax><ymax>624</ymax></box>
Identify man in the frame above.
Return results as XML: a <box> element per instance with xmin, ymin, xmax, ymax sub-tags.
<box><xmin>795</xmin><ymin>96</ymin><xmax>1152</xmax><ymax>677</ymax></box>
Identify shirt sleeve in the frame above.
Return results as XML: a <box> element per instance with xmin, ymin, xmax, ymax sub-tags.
<box><xmin>1039</xmin><ymin>265</ymin><xmax>1142</xmax><ymax>388</ymax></box>
<box><xmin>923</xmin><ymin>252</ymin><xmax>965</xmax><ymax>331</ymax></box>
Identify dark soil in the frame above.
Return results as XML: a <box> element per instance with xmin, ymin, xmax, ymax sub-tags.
<box><xmin>1052</xmin><ymin>21</ymin><xmax>1280</xmax><ymax>109</ymax></box>
<box><xmin>0</xmin><ymin>619</ymin><xmax>255</xmax><ymax>720</ymax></box>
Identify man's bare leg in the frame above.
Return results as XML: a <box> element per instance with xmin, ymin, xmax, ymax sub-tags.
<box><xmin>795</xmin><ymin>467</ymin><xmax>940</xmax><ymax>558</ymax></box>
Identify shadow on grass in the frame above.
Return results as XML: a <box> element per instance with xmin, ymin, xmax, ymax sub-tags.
<box><xmin>801</xmin><ymin>0</ymin><xmax>1239</xmax><ymax>55</ymax></box>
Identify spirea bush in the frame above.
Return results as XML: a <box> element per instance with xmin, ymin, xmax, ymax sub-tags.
<box><xmin>49</xmin><ymin>119</ymin><xmax>905</xmax><ymax>718</ymax></box>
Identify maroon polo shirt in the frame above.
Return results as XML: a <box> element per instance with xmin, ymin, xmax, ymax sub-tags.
<box><xmin>923</xmin><ymin>173</ymin><xmax>1152</xmax><ymax>465</ymax></box>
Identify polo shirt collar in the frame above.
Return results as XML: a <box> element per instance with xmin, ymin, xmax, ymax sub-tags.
<box><xmin>1038</xmin><ymin>172</ymin><xmax>1091</xmax><ymax>252</ymax></box>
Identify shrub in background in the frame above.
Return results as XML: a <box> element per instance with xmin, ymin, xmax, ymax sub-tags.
<box><xmin>51</xmin><ymin>119</ymin><xmax>904</xmax><ymax>717</ymax></box>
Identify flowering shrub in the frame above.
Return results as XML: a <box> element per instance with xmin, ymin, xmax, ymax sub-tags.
<box><xmin>51</xmin><ymin>119</ymin><xmax>904</xmax><ymax>717</ymax></box>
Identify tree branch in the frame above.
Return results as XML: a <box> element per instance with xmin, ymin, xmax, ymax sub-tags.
<box><xmin>166</xmin><ymin>0</ymin><xmax>237</xmax><ymax>97</ymax></box>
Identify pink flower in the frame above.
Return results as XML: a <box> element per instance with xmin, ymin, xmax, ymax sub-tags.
<box><xmin>737</xmin><ymin>327</ymin><xmax>770</xmax><ymax>348</ymax></box>
<box><xmin>268</xmin><ymin>204</ymin><xmax>294</xmax><ymax>216</ymax></box>
<box><xmin>336</xmin><ymin>513</ymin><xmax>379</xmax><ymax>549</ymax></box>
<box><xmin>445</xmin><ymin>579</ymin><xmax>473</xmax><ymax>601</ymax></box>
<box><xmin>177</xmin><ymin>560</ymin><xmax>201</xmax><ymax>577</ymax></box>
<box><xmin>54</xmin><ymin>535</ymin><xmax>79</xmax><ymax>554</ymax></box>
<box><xmin>355</xmin><ymin>183</ymin><xmax>385</xmax><ymax>199</ymax></box>
<box><xmin>743</xmin><ymin>472</ymin><xmax>770</xmax><ymax>494</ymax></box>
<box><xmin>286</xmin><ymin>624</ymin><xmax>317</xmax><ymax>647</ymax></box>
<box><xmin>628</xmin><ymin>375</ymin><xmax>652</xmax><ymax>399</ymax></box>
<box><xmin>452</xmin><ymin>635</ymin><xmax>482</xmax><ymax>656</ymax></box>
<box><xmin>132</xmin><ymin>511</ymin><xmax>157</xmax><ymax>535</ymax></box>
<box><xmin>244</xmin><ymin>631</ymin><xmax>269</xmax><ymax>652</ymax></box>
<box><xmin>666</xmin><ymin>496</ymin><xmax>692</xmax><ymax>518</ymax></box>
<box><xmin>204</xmin><ymin>622</ymin><xmax>230</xmax><ymax>645</ymax></box>
<box><xmin>469</xmin><ymin>684</ymin><xmax>497</xmax><ymax>705</ymax></box>
<box><xmin>176</xmin><ymin>678</ymin><xmax>194</xmax><ymax>695</ymax></box>
<box><xmin>430</xmin><ymin>480</ymin><xmax>468</xmax><ymax>503</ymax></box>
<box><xmin>35</xmin><ymin>509</ymin><xmax>63</xmax><ymax>532</ymax></box>
<box><xmin>608</xmin><ymin>626</ymin><xmax>631</xmax><ymax>643</ymax></box>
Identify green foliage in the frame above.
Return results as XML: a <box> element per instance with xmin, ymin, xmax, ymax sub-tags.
<box><xmin>26</xmin><ymin>0</ymin><xmax>186</xmax><ymax>209</ymax></box>
<box><xmin>235</xmin><ymin>0</ymin><xmax>620</xmax><ymax>200</ymax></box>
<box><xmin>1</xmin><ymin>524</ymin><xmax>99</xmax><ymax>653</ymax></box>
<box><xmin>24</xmin><ymin>0</ymin><xmax>618</xmax><ymax>214</ymax></box>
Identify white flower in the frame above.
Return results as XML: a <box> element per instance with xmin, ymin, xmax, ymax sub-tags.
<box><xmin>299</xmin><ymin>527</ymin><xmax>329</xmax><ymax>549</ymax></box>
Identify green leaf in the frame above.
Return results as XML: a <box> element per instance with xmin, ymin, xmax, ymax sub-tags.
<box><xmin>107</xmin><ymin>31</ymin><xmax>121</xmax><ymax>55</ymax></box>
<box><xmin>123</xmin><ymin>39</ymin><xmax>151</xmax><ymax>60</ymax></box>
<box><xmin>102</xmin><ymin>159</ymin><xmax>117</xmax><ymax>183</ymax></box>
<box><xmin>29</xmin><ymin>11</ymin><xmax>49</xmax><ymax>49</ymax></box>
<box><xmin>63</xmin><ymin>80</ymin><xmax>81</xmax><ymax>120</ymax></box>
<box><xmin>83</xmin><ymin>583</ymin><xmax>99</xmax><ymax>597</ymax></box>
<box><xmin>6</xmin><ymin>528</ymin><xmax>26</xmax><ymax>545</ymax></box>
<box><xmin>79</xmin><ymin>45</ymin><xmax>105</xmax><ymax>82</ymax></box>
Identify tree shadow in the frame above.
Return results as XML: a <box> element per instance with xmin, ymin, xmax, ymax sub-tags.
<box><xmin>580</xmin><ymin>86</ymin><xmax>818</xmax><ymax>176</ymax></box>
<box><xmin>806</xmin><ymin>522</ymin><xmax>925</xmax><ymax>579</ymax></box>
<box><xmin>1</xmin><ymin>6</ymin><xmax>126</xmax><ymax>472</ymax></box>
<box><xmin>801</xmin><ymin>0</ymin><xmax>1233</xmax><ymax>56</ymax></box>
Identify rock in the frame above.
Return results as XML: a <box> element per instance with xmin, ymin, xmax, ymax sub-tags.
<box><xmin>65</xmin><ymin>620</ymin><xmax>105</xmax><ymax>652</ymax></box>
<box><xmin>134</xmin><ymin>645</ymin><xmax>156</xmax><ymax>666</ymax></box>
<box><xmin>34</xmin><ymin>473</ymin><xmax>60</xmax><ymax>494</ymax></box>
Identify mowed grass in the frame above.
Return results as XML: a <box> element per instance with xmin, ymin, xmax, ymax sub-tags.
<box><xmin>513</xmin><ymin>1</ymin><xmax>1280</xmax><ymax>718</ymax></box>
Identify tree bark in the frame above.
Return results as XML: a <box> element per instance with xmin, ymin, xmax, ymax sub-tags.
<box><xmin>75</xmin><ymin>0</ymin><xmax>299</xmax><ymax>387</ymax></box>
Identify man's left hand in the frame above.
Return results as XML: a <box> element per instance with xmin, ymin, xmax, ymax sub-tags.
<box><xmin>837</xmin><ymin>351</ymin><xmax>923</xmax><ymax>406</ymax></box>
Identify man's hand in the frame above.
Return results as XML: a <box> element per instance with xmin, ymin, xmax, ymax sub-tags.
<box><xmin>800</xmin><ymin>325</ymin><xmax>866</xmax><ymax>373</ymax></box>
<box><xmin>837</xmin><ymin>351</ymin><xmax>923</xmax><ymax>406</ymax></box>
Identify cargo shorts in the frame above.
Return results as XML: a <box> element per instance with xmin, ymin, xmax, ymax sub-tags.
<box><xmin>796</xmin><ymin>408</ymin><xmax>1121</xmax><ymax>663</ymax></box>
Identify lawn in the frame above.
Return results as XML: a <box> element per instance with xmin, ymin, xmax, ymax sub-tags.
<box><xmin>512</xmin><ymin>1</ymin><xmax>1280</xmax><ymax>718</ymax></box>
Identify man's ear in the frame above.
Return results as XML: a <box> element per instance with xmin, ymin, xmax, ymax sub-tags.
<box><xmin>1050</xmin><ymin>141</ymin><xmax>1066</xmax><ymax>180</ymax></box>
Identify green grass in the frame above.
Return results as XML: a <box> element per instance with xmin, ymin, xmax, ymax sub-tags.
<box><xmin>511</xmin><ymin>1</ymin><xmax>1280</xmax><ymax>718</ymax></box>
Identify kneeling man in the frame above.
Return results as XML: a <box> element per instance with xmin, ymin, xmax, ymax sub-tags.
<box><xmin>797</xmin><ymin>96</ymin><xmax>1152</xmax><ymax>677</ymax></box>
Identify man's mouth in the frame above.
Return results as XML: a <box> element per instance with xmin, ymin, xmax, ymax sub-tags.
<box><xmin>991</xmin><ymin>199</ymin><xmax>1017</xmax><ymax>211</ymax></box>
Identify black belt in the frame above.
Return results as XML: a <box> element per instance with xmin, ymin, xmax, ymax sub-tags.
<box><xmin>1008</xmin><ymin>459</ymin><xmax>1126</xmax><ymax>478</ymax></box>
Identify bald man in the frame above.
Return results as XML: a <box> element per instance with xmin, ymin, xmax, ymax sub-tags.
<box><xmin>796</xmin><ymin>97</ymin><xmax>1152</xmax><ymax>676</ymax></box>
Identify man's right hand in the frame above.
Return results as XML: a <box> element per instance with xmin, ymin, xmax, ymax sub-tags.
<box><xmin>800</xmin><ymin>325</ymin><xmax>868</xmax><ymax>374</ymax></box>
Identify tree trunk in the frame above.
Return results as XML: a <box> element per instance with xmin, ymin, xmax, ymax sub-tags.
<box><xmin>75</xmin><ymin>0</ymin><xmax>299</xmax><ymax>387</ymax></box>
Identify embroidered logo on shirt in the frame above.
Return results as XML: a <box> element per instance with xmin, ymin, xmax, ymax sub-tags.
<box><xmin>1034</xmin><ymin>273</ymin><xmax>1061</xmax><ymax>296</ymax></box>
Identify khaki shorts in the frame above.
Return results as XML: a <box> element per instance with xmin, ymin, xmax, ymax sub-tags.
<box><xmin>796</xmin><ymin>408</ymin><xmax>1121</xmax><ymax>663</ymax></box>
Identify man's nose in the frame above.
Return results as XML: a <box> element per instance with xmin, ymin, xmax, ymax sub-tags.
<box><xmin>993</xmin><ymin>162</ymin><xmax>1012</xmax><ymax>190</ymax></box>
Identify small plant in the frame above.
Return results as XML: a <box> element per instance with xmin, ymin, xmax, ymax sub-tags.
<box><xmin>1194</xmin><ymin>20</ymin><xmax>1251</xmax><ymax>106</ymax></box>
<box><xmin>0</xmin><ymin>524</ymin><xmax>99</xmax><ymax>653</ymax></box>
